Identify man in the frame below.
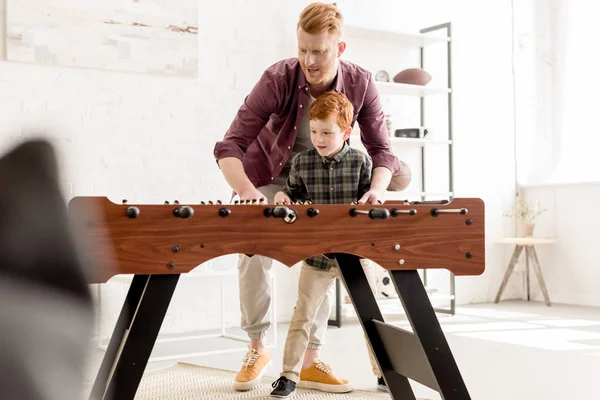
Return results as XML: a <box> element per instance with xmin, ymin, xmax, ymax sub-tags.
<box><xmin>213</xmin><ymin>2</ymin><xmax>401</xmax><ymax>392</ymax></box>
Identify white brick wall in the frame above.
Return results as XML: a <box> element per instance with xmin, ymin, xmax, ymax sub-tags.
<box><xmin>0</xmin><ymin>0</ymin><xmax>536</xmax><ymax>337</ymax></box>
<box><xmin>0</xmin><ymin>0</ymin><xmax>311</xmax><ymax>337</ymax></box>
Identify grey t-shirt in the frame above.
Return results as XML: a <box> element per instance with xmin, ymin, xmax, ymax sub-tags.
<box><xmin>281</xmin><ymin>94</ymin><xmax>315</xmax><ymax>177</ymax></box>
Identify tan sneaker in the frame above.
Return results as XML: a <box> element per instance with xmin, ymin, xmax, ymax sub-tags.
<box><xmin>297</xmin><ymin>359</ymin><xmax>352</xmax><ymax>393</ymax></box>
<box><xmin>233</xmin><ymin>348</ymin><xmax>272</xmax><ymax>391</ymax></box>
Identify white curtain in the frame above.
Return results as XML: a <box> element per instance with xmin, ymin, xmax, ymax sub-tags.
<box><xmin>547</xmin><ymin>0</ymin><xmax>600</xmax><ymax>183</ymax></box>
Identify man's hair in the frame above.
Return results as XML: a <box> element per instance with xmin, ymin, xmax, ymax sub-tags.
<box><xmin>297</xmin><ymin>2</ymin><xmax>343</xmax><ymax>36</ymax></box>
<box><xmin>309</xmin><ymin>91</ymin><xmax>354</xmax><ymax>131</ymax></box>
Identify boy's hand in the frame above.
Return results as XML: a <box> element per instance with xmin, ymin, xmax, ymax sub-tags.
<box><xmin>274</xmin><ymin>191</ymin><xmax>291</xmax><ymax>204</ymax></box>
<box><xmin>358</xmin><ymin>189</ymin><xmax>385</xmax><ymax>205</ymax></box>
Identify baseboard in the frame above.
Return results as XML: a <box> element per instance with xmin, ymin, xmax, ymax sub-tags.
<box><xmin>532</xmin><ymin>292</ymin><xmax>600</xmax><ymax>308</ymax></box>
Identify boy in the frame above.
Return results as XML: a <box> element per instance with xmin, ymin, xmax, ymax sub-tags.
<box><xmin>269</xmin><ymin>91</ymin><xmax>384</xmax><ymax>398</ymax></box>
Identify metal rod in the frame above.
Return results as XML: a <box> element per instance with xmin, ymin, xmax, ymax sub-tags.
<box><xmin>450</xmin><ymin>271</ymin><xmax>455</xmax><ymax>314</ymax></box>
<box><xmin>420</xmin><ymin>22</ymin><xmax>452</xmax><ymax>33</ymax></box>
<box><xmin>391</xmin><ymin>208</ymin><xmax>417</xmax><ymax>215</ymax></box>
<box><xmin>445</xmin><ymin>22</ymin><xmax>455</xmax><ymax>315</ymax></box>
<box><xmin>434</xmin><ymin>208</ymin><xmax>467</xmax><ymax>214</ymax></box>
<box><xmin>420</xmin><ymin>43</ymin><xmax>426</xmax><ymax>203</ymax></box>
<box><xmin>353</xmin><ymin>210</ymin><xmax>369</xmax><ymax>215</ymax></box>
<box><xmin>419</xmin><ymin>21</ymin><xmax>455</xmax><ymax>315</ymax></box>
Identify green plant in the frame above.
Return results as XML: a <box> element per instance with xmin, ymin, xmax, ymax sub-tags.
<box><xmin>504</xmin><ymin>199</ymin><xmax>547</xmax><ymax>224</ymax></box>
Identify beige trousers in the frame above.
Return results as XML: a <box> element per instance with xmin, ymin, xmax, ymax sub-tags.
<box><xmin>281</xmin><ymin>262</ymin><xmax>381</xmax><ymax>383</ymax></box>
<box><xmin>237</xmin><ymin>176</ymin><xmax>333</xmax><ymax>349</ymax></box>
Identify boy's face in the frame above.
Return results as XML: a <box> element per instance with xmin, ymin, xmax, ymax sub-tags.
<box><xmin>310</xmin><ymin>115</ymin><xmax>351</xmax><ymax>158</ymax></box>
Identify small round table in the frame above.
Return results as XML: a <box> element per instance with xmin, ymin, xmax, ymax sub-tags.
<box><xmin>494</xmin><ymin>237</ymin><xmax>556</xmax><ymax>306</ymax></box>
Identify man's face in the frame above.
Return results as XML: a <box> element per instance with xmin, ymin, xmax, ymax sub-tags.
<box><xmin>310</xmin><ymin>115</ymin><xmax>351</xmax><ymax>159</ymax></box>
<box><xmin>297</xmin><ymin>28</ymin><xmax>345</xmax><ymax>87</ymax></box>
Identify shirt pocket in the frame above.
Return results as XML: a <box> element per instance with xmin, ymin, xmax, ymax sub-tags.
<box><xmin>268</xmin><ymin>114</ymin><xmax>287</xmax><ymax>133</ymax></box>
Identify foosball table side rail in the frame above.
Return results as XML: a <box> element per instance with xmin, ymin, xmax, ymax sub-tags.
<box><xmin>68</xmin><ymin>197</ymin><xmax>485</xmax><ymax>285</ymax></box>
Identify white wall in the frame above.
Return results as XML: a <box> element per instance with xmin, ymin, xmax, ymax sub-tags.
<box><xmin>516</xmin><ymin>1</ymin><xmax>600</xmax><ymax>308</ymax></box>
<box><xmin>0</xmin><ymin>0</ymin><xmax>529</xmax><ymax>338</ymax></box>
<box><xmin>0</xmin><ymin>0</ymin><xmax>311</xmax><ymax>338</ymax></box>
<box><xmin>521</xmin><ymin>184</ymin><xmax>600</xmax><ymax>307</ymax></box>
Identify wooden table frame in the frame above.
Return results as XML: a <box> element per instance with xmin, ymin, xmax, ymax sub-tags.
<box><xmin>69</xmin><ymin>197</ymin><xmax>486</xmax><ymax>400</ymax></box>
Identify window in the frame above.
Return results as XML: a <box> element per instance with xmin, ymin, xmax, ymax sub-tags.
<box><xmin>539</xmin><ymin>1</ymin><xmax>600</xmax><ymax>185</ymax></box>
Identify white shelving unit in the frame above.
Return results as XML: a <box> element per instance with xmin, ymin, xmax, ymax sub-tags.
<box><xmin>343</xmin><ymin>25</ymin><xmax>450</xmax><ymax>47</ymax></box>
<box><xmin>94</xmin><ymin>267</ymin><xmax>278</xmax><ymax>362</ymax></box>
<box><xmin>341</xmin><ymin>288</ymin><xmax>455</xmax><ymax>319</ymax></box>
<box><xmin>386</xmin><ymin>191</ymin><xmax>454</xmax><ymax>199</ymax></box>
<box><xmin>329</xmin><ymin>20</ymin><xmax>456</xmax><ymax>326</ymax></box>
<box><xmin>351</xmin><ymin>133</ymin><xmax>451</xmax><ymax>147</ymax></box>
<box><xmin>374</xmin><ymin>80</ymin><xmax>451</xmax><ymax>97</ymax></box>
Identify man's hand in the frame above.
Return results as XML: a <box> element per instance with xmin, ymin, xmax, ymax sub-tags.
<box><xmin>218</xmin><ymin>158</ymin><xmax>267</xmax><ymax>203</ymax></box>
<box><xmin>358</xmin><ymin>166</ymin><xmax>392</xmax><ymax>204</ymax></box>
<box><xmin>238</xmin><ymin>187</ymin><xmax>267</xmax><ymax>203</ymax></box>
<box><xmin>358</xmin><ymin>188</ymin><xmax>385</xmax><ymax>205</ymax></box>
<box><xmin>274</xmin><ymin>191</ymin><xmax>291</xmax><ymax>204</ymax></box>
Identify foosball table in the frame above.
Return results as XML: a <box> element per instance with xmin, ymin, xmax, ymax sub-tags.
<box><xmin>69</xmin><ymin>196</ymin><xmax>485</xmax><ymax>400</ymax></box>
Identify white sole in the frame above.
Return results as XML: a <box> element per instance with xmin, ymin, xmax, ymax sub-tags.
<box><xmin>296</xmin><ymin>380</ymin><xmax>353</xmax><ymax>393</ymax></box>
<box><xmin>233</xmin><ymin>359</ymin><xmax>273</xmax><ymax>391</ymax></box>
<box><xmin>269</xmin><ymin>390</ymin><xmax>295</xmax><ymax>399</ymax></box>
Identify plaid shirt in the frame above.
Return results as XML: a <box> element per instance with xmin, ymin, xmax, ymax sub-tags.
<box><xmin>282</xmin><ymin>143</ymin><xmax>372</xmax><ymax>270</ymax></box>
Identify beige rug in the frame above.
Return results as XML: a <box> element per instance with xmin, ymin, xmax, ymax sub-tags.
<box><xmin>83</xmin><ymin>362</ymin><xmax>431</xmax><ymax>399</ymax></box>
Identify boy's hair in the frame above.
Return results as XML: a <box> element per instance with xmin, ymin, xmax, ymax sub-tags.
<box><xmin>309</xmin><ymin>91</ymin><xmax>354</xmax><ymax>131</ymax></box>
<box><xmin>297</xmin><ymin>2</ymin><xmax>343</xmax><ymax>36</ymax></box>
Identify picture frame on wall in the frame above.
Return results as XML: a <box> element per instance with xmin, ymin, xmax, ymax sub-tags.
<box><xmin>5</xmin><ymin>0</ymin><xmax>198</xmax><ymax>77</ymax></box>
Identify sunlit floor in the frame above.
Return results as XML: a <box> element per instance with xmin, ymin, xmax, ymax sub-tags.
<box><xmin>85</xmin><ymin>301</ymin><xmax>600</xmax><ymax>400</ymax></box>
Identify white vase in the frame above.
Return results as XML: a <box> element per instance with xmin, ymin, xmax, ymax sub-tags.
<box><xmin>518</xmin><ymin>223</ymin><xmax>535</xmax><ymax>238</ymax></box>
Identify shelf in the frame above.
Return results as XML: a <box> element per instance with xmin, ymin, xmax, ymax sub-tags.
<box><xmin>385</xmin><ymin>191</ymin><xmax>454</xmax><ymax>198</ymax></box>
<box><xmin>105</xmin><ymin>268</ymin><xmax>236</xmax><ymax>284</ymax></box>
<box><xmin>350</xmin><ymin>134</ymin><xmax>451</xmax><ymax>147</ymax></box>
<box><xmin>374</xmin><ymin>81</ymin><xmax>450</xmax><ymax>97</ymax></box>
<box><xmin>341</xmin><ymin>288</ymin><xmax>453</xmax><ymax>316</ymax></box>
<box><xmin>344</xmin><ymin>25</ymin><xmax>450</xmax><ymax>47</ymax></box>
<box><xmin>390</xmin><ymin>137</ymin><xmax>452</xmax><ymax>146</ymax></box>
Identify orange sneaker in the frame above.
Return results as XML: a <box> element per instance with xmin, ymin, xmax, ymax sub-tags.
<box><xmin>233</xmin><ymin>348</ymin><xmax>273</xmax><ymax>391</ymax></box>
<box><xmin>297</xmin><ymin>359</ymin><xmax>352</xmax><ymax>393</ymax></box>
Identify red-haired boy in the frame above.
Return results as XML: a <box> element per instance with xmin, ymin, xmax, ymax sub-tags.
<box><xmin>270</xmin><ymin>91</ymin><xmax>381</xmax><ymax>398</ymax></box>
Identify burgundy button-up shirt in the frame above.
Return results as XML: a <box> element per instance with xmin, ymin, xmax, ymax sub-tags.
<box><xmin>213</xmin><ymin>57</ymin><xmax>401</xmax><ymax>189</ymax></box>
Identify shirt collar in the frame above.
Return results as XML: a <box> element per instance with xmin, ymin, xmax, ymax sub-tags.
<box><xmin>321</xmin><ymin>142</ymin><xmax>350</xmax><ymax>164</ymax></box>
<box><xmin>331</xmin><ymin>61</ymin><xmax>344</xmax><ymax>92</ymax></box>
<box><xmin>296</xmin><ymin>60</ymin><xmax>344</xmax><ymax>93</ymax></box>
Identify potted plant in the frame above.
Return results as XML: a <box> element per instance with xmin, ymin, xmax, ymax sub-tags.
<box><xmin>504</xmin><ymin>199</ymin><xmax>547</xmax><ymax>237</ymax></box>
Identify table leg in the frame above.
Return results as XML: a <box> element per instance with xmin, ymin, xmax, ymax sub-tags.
<box><xmin>88</xmin><ymin>274</ymin><xmax>180</xmax><ymax>400</ymax></box>
<box><xmin>525</xmin><ymin>247</ymin><xmax>530</xmax><ymax>301</ymax></box>
<box><xmin>336</xmin><ymin>253</ymin><xmax>472</xmax><ymax>400</ymax></box>
<box><xmin>336</xmin><ymin>254</ymin><xmax>416</xmax><ymax>399</ymax></box>
<box><xmin>528</xmin><ymin>247</ymin><xmax>551</xmax><ymax>306</ymax></box>
<box><xmin>495</xmin><ymin>245</ymin><xmax>524</xmax><ymax>303</ymax></box>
